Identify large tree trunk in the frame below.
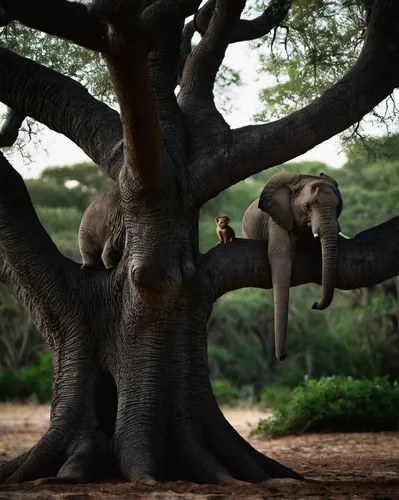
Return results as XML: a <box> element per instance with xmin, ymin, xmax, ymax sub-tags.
<box><xmin>0</xmin><ymin>265</ymin><xmax>301</xmax><ymax>484</ymax></box>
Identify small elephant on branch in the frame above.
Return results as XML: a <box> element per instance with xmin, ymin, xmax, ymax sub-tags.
<box><xmin>78</xmin><ymin>184</ymin><xmax>125</xmax><ymax>270</ymax></box>
<box><xmin>242</xmin><ymin>172</ymin><xmax>344</xmax><ymax>361</ymax></box>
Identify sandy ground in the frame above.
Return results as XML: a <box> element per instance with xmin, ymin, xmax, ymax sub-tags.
<box><xmin>1</xmin><ymin>404</ymin><xmax>399</xmax><ymax>499</ymax></box>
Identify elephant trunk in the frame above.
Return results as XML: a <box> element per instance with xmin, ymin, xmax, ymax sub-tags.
<box><xmin>311</xmin><ymin>208</ymin><xmax>339</xmax><ymax>311</ymax></box>
<box><xmin>270</xmin><ymin>253</ymin><xmax>292</xmax><ymax>361</ymax></box>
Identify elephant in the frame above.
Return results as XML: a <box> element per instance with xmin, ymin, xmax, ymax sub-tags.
<box><xmin>78</xmin><ymin>184</ymin><xmax>125</xmax><ymax>270</ymax></box>
<box><xmin>242</xmin><ymin>172</ymin><xmax>343</xmax><ymax>361</ymax></box>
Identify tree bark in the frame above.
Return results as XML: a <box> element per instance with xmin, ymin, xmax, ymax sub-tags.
<box><xmin>1</xmin><ymin>0</ymin><xmax>399</xmax><ymax>487</ymax></box>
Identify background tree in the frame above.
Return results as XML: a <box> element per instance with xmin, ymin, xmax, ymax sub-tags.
<box><xmin>0</xmin><ymin>0</ymin><xmax>399</xmax><ymax>488</ymax></box>
<box><xmin>252</xmin><ymin>0</ymin><xmax>398</xmax><ymax>146</ymax></box>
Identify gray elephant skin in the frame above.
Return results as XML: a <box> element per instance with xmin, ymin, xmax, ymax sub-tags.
<box><xmin>242</xmin><ymin>172</ymin><xmax>343</xmax><ymax>361</ymax></box>
<box><xmin>79</xmin><ymin>184</ymin><xmax>125</xmax><ymax>270</ymax></box>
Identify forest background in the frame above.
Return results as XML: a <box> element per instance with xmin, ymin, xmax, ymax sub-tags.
<box><xmin>1</xmin><ymin>0</ymin><xmax>399</xmax><ymax>428</ymax></box>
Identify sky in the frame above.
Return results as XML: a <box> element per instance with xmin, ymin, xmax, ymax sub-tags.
<box><xmin>3</xmin><ymin>31</ymin><xmax>381</xmax><ymax>179</ymax></box>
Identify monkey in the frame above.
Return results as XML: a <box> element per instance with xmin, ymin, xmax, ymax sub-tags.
<box><xmin>215</xmin><ymin>215</ymin><xmax>235</xmax><ymax>244</ymax></box>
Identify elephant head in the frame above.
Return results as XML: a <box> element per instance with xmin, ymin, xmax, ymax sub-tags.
<box><xmin>258</xmin><ymin>171</ymin><xmax>343</xmax><ymax>360</ymax></box>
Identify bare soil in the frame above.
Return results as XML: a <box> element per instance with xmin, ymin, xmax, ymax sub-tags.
<box><xmin>1</xmin><ymin>404</ymin><xmax>399</xmax><ymax>499</ymax></box>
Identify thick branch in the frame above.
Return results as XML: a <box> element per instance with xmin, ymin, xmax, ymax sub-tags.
<box><xmin>179</xmin><ymin>0</ymin><xmax>246</xmax><ymax>136</ymax></box>
<box><xmin>179</xmin><ymin>20</ymin><xmax>196</xmax><ymax>82</ymax></box>
<box><xmin>202</xmin><ymin>217</ymin><xmax>399</xmax><ymax>301</ymax></box>
<box><xmin>1</xmin><ymin>0</ymin><xmax>201</xmax><ymax>55</ymax></box>
<box><xmin>194</xmin><ymin>0</ymin><xmax>291</xmax><ymax>43</ymax></box>
<box><xmin>181</xmin><ymin>0</ymin><xmax>246</xmax><ymax>99</ymax></box>
<box><xmin>180</xmin><ymin>0</ymin><xmax>289</xmax><ymax>75</ymax></box>
<box><xmin>0</xmin><ymin>107</ymin><xmax>25</xmax><ymax>147</ymax></box>
<box><xmin>0</xmin><ymin>49</ymin><xmax>123</xmax><ymax>180</ymax></box>
<box><xmin>148</xmin><ymin>17</ymin><xmax>188</xmax><ymax>155</ymax></box>
<box><xmin>192</xmin><ymin>0</ymin><xmax>399</xmax><ymax>203</ymax></box>
<box><xmin>231</xmin><ymin>0</ymin><xmax>291</xmax><ymax>42</ymax></box>
<box><xmin>0</xmin><ymin>0</ymin><xmax>107</xmax><ymax>52</ymax></box>
<box><xmin>0</xmin><ymin>152</ymin><xmax>72</xmax><ymax>289</ymax></box>
<box><xmin>141</xmin><ymin>0</ymin><xmax>202</xmax><ymax>40</ymax></box>
<box><xmin>104</xmin><ymin>39</ymin><xmax>163</xmax><ymax>191</ymax></box>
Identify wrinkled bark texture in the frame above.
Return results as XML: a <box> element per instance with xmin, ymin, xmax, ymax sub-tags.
<box><xmin>1</xmin><ymin>0</ymin><xmax>399</xmax><ymax>487</ymax></box>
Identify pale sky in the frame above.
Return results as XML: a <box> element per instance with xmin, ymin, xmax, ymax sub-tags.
<box><xmin>5</xmin><ymin>35</ymin><xmax>395</xmax><ymax>179</ymax></box>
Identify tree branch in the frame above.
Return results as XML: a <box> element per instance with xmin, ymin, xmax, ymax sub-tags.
<box><xmin>179</xmin><ymin>0</ymin><xmax>246</xmax><ymax>138</ymax></box>
<box><xmin>230</xmin><ymin>0</ymin><xmax>291</xmax><ymax>43</ymax></box>
<box><xmin>192</xmin><ymin>0</ymin><xmax>399</xmax><ymax>203</ymax></box>
<box><xmin>147</xmin><ymin>1</ymin><xmax>204</xmax><ymax>174</ymax></box>
<box><xmin>0</xmin><ymin>0</ymin><xmax>108</xmax><ymax>52</ymax></box>
<box><xmin>0</xmin><ymin>107</ymin><xmax>25</xmax><ymax>147</ymax></box>
<box><xmin>0</xmin><ymin>49</ymin><xmax>123</xmax><ymax>180</ymax></box>
<box><xmin>141</xmin><ymin>0</ymin><xmax>202</xmax><ymax>40</ymax></box>
<box><xmin>0</xmin><ymin>0</ymin><xmax>202</xmax><ymax>55</ymax></box>
<box><xmin>0</xmin><ymin>151</ymin><xmax>73</xmax><ymax>289</ymax></box>
<box><xmin>148</xmin><ymin>17</ymin><xmax>188</xmax><ymax>156</ymax></box>
<box><xmin>179</xmin><ymin>20</ymin><xmax>196</xmax><ymax>83</ymax></box>
<box><xmin>194</xmin><ymin>0</ymin><xmax>291</xmax><ymax>43</ymax></box>
<box><xmin>202</xmin><ymin>216</ymin><xmax>399</xmax><ymax>302</ymax></box>
<box><xmin>100</xmin><ymin>4</ymin><xmax>163</xmax><ymax>192</ymax></box>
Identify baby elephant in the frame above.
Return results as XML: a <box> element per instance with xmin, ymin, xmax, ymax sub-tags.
<box><xmin>215</xmin><ymin>215</ymin><xmax>235</xmax><ymax>244</ymax></box>
<box><xmin>78</xmin><ymin>184</ymin><xmax>125</xmax><ymax>270</ymax></box>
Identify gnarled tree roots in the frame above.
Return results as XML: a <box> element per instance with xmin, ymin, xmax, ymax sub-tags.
<box><xmin>0</xmin><ymin>298</ymin><xmax>303</xmax><ymax>486</ymax></box>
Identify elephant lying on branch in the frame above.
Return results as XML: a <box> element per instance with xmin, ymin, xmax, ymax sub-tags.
<box><xmin>78</xmin><ymin>184</ymin><xmax>125</xmax><ymax>270</ymax></box>
<box><xmin>242</xmin><ymin>172</ymin><xmax>344</xmax><ymax>361</ymax></box>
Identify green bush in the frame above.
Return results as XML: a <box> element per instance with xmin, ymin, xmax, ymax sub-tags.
<box><xmin>212</xmin><ymin>379</ymin><xmax>240</xmax><ymax>405</ymax></box>
<box><xmin>19</xmin><ymin>351</ymin><xmax>53</xmax><ymax>403</ymax></box>
<box><xmin>260</xmin><ymin>386</ymin><xmax>292</xmax><ymax>409</ymax></box>
<box><xmin>254</xmin><ymin>376</ymin><xmax>399</xmax><ymax>437</ymax></box>
<box><xmin>212</xmin><ymin>379</ymin><xmax>254</xmax><ymax>406</ymax></box>
<box><xmin>0</xmin><ymin>351</ymin><xmax>52</xmax><ymax>403</ymax></box>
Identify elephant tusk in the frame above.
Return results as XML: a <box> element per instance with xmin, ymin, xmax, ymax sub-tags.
<box><xmin>313</xmin><ymin>233</ymin><xmax>319</xmax><ymax>238</ymax></box>
<box><xmin>339</xmin><ymin>231</ymin><xmax>351</xmax><ymax>239</ymax></box>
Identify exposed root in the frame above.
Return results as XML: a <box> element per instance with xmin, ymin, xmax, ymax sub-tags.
<box><xmin>1</xmin><ymin>424</ymin><xmax>116</xmax><ymax>485</ymax></box>
<box><xmin>1</xmin><ymin>302</ymin><xmax>304</xmax><ymax>487</ymax></box>
<box><xmin>4</xmin><ymin>428</ymin><xmax>68</xmax><ymax>484</ymax></box>
<box><xmin>0</xmin><ymin>450</ymin><xmax>31</xmax><ymax>484</ymax></box>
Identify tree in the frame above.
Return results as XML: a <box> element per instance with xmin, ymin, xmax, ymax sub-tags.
<box><xmin>252</xmin><ymin>0</ymin><xmax>397</xmax><ymax>145</ymax></box>
<box><xmin>0</xmin><ymin>0</ymin><xmax>399</xmax><ymax>487</ymax></box>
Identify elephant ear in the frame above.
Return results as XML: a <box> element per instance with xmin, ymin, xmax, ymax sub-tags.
<box><xmin>320</xmin><ymin>172</ymin><xmax>339</xmax><ymax>188</ymax></box>
<box><xmin>258</xmin><ymin>172</ymin><xmax>300</xmax><ymax>231</ymax></box>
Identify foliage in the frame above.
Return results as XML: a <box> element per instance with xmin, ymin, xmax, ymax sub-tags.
<box><xmin>252</xmin><ymin>0</ymin><xmax>397</xmax><ymax>144</ymax></box>
<box><xmin>212</xmin><ymin>379</ymin><xmax>254</xmax><ymax>406</ymax></box>
<box><xmin>254</xmin><ymin>376</ymin><xmax>399</xmax><ymax>437</ymax></box>
<box><xmin>0</xmin><ymin>352</ymin><xmax>52</xmax><ymax>403</ymax></box>
<box><xmin>0</xmin><ymin>284</ymin><xmax>42</xmax><ymax>373</ymax></box>
<box><xmin>0</xmin><ymin>22</ymin><xmax>114</xmax><ymax>103</ymax></box>
<box><xmin>0</xmin><ymin>19</ymin><xmax>240</xmax><ymax>152</ymax></box>
<box><xmin>259</xmin><ymin>385</ymin><xmax>292</xmax><ymax>409</ymax></box>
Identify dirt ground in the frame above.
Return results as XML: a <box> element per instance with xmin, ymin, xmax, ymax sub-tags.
<box><xmin>1</xmin><ymin>404</ymin><xmax>399</xmax><ymax>499</ymax></box>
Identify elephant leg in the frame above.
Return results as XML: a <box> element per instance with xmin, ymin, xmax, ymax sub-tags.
<box><xmin>101</xmin><ymin>237</ymin><xmax>117</xmax><ymax>270</ymax></box>
<box><xmin>78</xmin><ymin>228</ymin><xmax>97</xmax><ymax>270</ymax></box>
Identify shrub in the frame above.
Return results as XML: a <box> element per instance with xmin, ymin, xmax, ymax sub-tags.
<box><xmin>212</xmin><ymin>379</ymin><xmax>240</xmax><ymax>405</ymax></box>
<box><xmin>0</xmin><ymin>351</ymin><xmax>52</xmax><ymax>403</ymax></box>
<box><xmin>254</xmin><ymin>376</ymin><xmax>399</xmax><ymax>437</ymax></box>
<box><xmin>19</xmin><ymin>352</ymin><xmax>53</xmax><ymax>403</ymax></box>
<box><xmin>212</xmin><ymin>379</ymin><xmax>254</xmax><ymax>406</ymax></box>
<box><xmin>260</xmin><ymin>386</ymin><xmax>292</xmax><ymax>409</ymax></box>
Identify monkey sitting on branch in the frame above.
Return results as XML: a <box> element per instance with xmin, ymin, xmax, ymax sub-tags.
<box><xmin>215</xmin><ymin>215</ymin><xmax>235</xmax><ymax>244</ymax></box>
